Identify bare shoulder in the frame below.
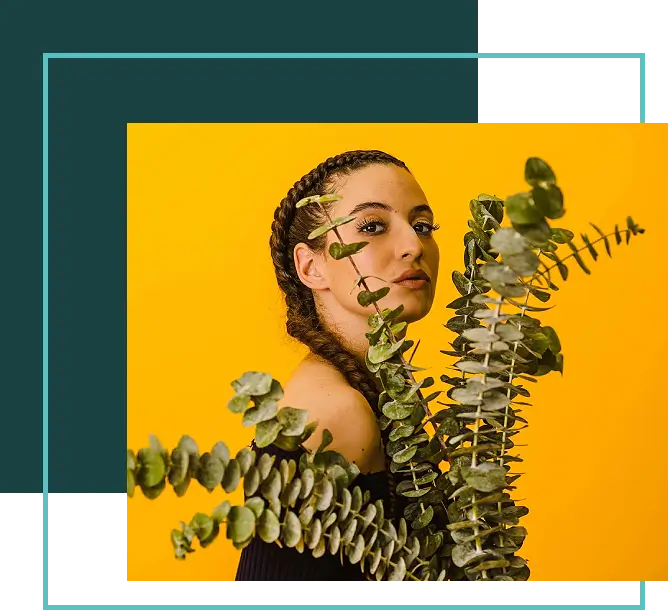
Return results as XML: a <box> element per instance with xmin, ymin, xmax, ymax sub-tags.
<box><xmin>278</xmin><ymin>356</ymin><xmax>385</xmax><ymax>474</ymax></box>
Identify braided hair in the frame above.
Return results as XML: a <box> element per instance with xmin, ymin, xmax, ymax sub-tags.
<box><xmin>269</xmin><ymin>150</ymin><xmax>411</xmax><ymax>520</ymax></box>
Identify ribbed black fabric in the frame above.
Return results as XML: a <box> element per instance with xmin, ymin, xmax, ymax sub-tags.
<box><xmin>234</xmin><ymin>439</ymin><xmax>390</xmax><ymax>581</ymax></box>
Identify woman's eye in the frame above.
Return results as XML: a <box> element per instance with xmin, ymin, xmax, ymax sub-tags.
<box><xmin>414</xmin><ymin>222</ymin><xmax>437</xmax><ymax>235</ymax></box>
<box><xmin>359</xmin><ymin>221</ymin><xmax>385</xmax><ymax>234</ymax></box>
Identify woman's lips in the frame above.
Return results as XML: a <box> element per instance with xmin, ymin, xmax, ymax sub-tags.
<box><xmin>395</xmin><ymin>278</ymin><xmax>429</xmax><ymax>290</ymax></box>
<box><xmin>392</xmin><ymin>268</ymin><xmax>430</xmax><ymax>290</ymax></box>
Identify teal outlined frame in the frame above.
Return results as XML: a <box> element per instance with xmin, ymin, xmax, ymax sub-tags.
<box><xmin>41</xmin><ymin>51</ymin><xmax>647</xmax><ymax>610</ymax></box>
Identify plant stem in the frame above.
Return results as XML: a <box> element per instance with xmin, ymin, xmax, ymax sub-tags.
<box><xmin>468</xmin><ymin>299</ymin><xmax>502</xmax><ymax>580</ymax></box>
<box><xmin>535</xmin><ymin>229</ymin><xmax>632</xmax><ymax>280</ymax></box>
<box><xmin>294</xmin><ymin>498</ymin><xmax>427</xmax><ymax>580</ymax></box>
<box><xmin>330</xmin><ymin>497</ymin><xmax>429</xmax><ymax>570</ymax></box>
<box><xmin>493</xmin><ymin>257</ymin><xmax>537</xmax><ymax>574</ymax></box>
<box><xmin>319</xmin><ymin>205</ymin><xmax>447</xmax><ymax>454</ymax></box>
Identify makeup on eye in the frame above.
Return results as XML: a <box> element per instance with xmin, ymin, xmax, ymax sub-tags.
<box><xmin>354</xmin><ymin>216</ymin><xmax>440</xmax><ymax>236</ymax></box>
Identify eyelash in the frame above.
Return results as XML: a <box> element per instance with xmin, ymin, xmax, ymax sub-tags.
<box><xmin>355</xmin><ymin>217</ymin><xmax>441</xmax><ymax>236</ymax></box>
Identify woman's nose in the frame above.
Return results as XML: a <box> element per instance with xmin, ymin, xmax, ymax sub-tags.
<box><xmin>397</xmin><ymin>225</ymin><xmax>424</xmax><ymax>260</ymax></box>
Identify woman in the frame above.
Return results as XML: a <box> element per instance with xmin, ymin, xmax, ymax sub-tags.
<box><xmin>235</xmin><ymin>149</ymin><xmax>440</xmax><ymax>580</ymax></box>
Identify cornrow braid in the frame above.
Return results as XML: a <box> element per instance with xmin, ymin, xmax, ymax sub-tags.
<box><xmin>269</xmin><ymin>150</ymin><xmax>411</xmax><ymax>520</ymax></box>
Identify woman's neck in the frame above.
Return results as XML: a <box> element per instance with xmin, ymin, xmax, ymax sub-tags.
<box><xmin>313</xmin><ymin>298</ymin><xmax>409</xmax><ymax>394</ymax></box>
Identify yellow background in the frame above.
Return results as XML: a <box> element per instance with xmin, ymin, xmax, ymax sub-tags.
<box><xmin>128</xmin><ymin>123</ymin><xmax>667</xmax><ymax>581</ymax></box>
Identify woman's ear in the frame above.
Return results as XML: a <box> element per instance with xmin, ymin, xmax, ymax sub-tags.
<box><xmin>294</xmin><ymin>243</ymin><xmax>329</xmax><ymax>291</ymax></box>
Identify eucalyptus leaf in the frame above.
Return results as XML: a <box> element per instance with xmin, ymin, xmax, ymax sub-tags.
<box><xmin>488</xmin><ymin>281</ymin><xmax>527</xmax><ymax>298</ymax></box>
<box><xmin>504</xmin><ymin>251</ymin><xmax>540</xmax><ymax>276</ymax></box>
<box><xmin>550</xmin><ymin>228</ymin><xmax>574</xmax><ymax>243</ymax></box>
<box><xmin>242</xmin><ymin>399</ymin><xmax>278</xmax><ymax>427</ymax></box>
<box><xmin>436</xmin><ymin>416</ymin><xmax>460</xmax><ymax>437</ymax></box>
<box><xmin>452</xmin><ymin>270</ymin><xmax>475</xmax><ymax>296</ymax></box>
<box><xmin>368</xmin><ymin>337</ymin><xmax>406</xmax><ymax>364</ymax></box>
<box><xmin>455</xmin><ymin>360</ymin><xmax>508</xmax><ymax>374</ymax></box>
<box><xmin>197</xmin><ymin>453</ymin><xmax>225</xmax><ymax>491</ymax></box>
<box><xmin>257</xmin><ymin>453</ymin><xmax>275</xmax><ymax>480</ymax></box>
<box><xmin>462</xmin><ymin>328</ymin><xmax>500</xmax><ymax>343</ymax></box>
<box><xmin>489</xmin><ymin>228</ymin><xmax>531</xmax><ymax>256</ymax></box>
<box><xmin>295</xmin><ymin>193</ymin><xmax>342</xmax><ymax>208</ymax></box>
<box><xmin>276</xmin><ymin>407</ymin><xmax>308</xmax><ymax>436</ymax></box>
<box><xmin>227</xmin><ymin>390</ymin><xmax>251</xmax><ymax>413</ymax></box>
<box><xmin>481</xmin><ymin>391</ymin><xmax>511</xmax><ymax>412</ymax></box>
<box><xmin>221</xmin><ymin>458</ymin><xmax>241</xmax><ymax>493</ymax></box>
<box><xmin>392</xmin><ymin>445</ymin><xmax>418</xmax><ymax>463</ymax></box>
<box><xmin>542</xmin><ymin>326</ymin><xmax>561</xmax><ymax>354</ymax></box>
<box><xmin>388</xmin><ymin>557</ymin><xmax>407</xmax><ymax>581</ymax></box>
<box><xmin>389</xmin><ymin>424</ymin><xmax>415</xmax><ymax>441</ymax></box>
<box><xmin>446</xmin><ymin>315</ymin><xmax>481</xmax><ymax>332</ymax></box>
<box><xmin>514</xmin><ymin>218</ymin><xmax>552</xmax><ymax>247</ymax></box>
<box><xmin>137</xmin><ymin>448</ymin><xmax>166</xmax><ymax>488</ymax></box>
<box><xmin>399</xmin><ymin>486</ymin><xmax>431</xmax><ymax>499</ymax></box>
<box><xmin>226</xmin><ymin>506</ymin><xmax>256</xmax><ymax>543</ymax></box>
<box><xmin>447</xmin><ymin>294</ymin><xmax>477</xmax><ymax>309</ymax></box>
<box><xmin>382</xmin><ymin>400</ymin><xmax>414</xmax><ymax>420</ymax></box>
<box><xmin>590</xmin><ymin>222</ymin><xmax>611</xmax><ymax>256</ymax></box>
<box><xmin>525</xmin><ymin>157</ymin><xmax>556</xmax><ymax>187</ymax></box>
<box><xmin>532</xmin><ymin>184</ymin><xmax>564</xmax><ymax>219</ymax></box>
<box><xmin>168</xmin><ymin>447</ymin><xmax>189</xmax><ymax>487</ymax></box>
<box><xmin>314</xmin><ymin>477</ymin><xmax>335</xmax><ymax>511</ymax></box>
<box><xmin>358</xmin><ymin>286</ymin><xmax>391</xmax><ymax>307</ymax></box>
<box><xmin>255</xmin><ymin>418</ymin><xmax>283</xmax><ymax>448</ymax></box>
<box><xmin>244</xmin><ymin>496</ymin><xmax>265</xmax><ymax>520</ymax></box>
<box><xmin>232</xmin><ymin>372</ymin><xmax>273</xmax><ymax>396</ymax></box>
<box><xmin>243</xmin><ymin>465</ymin><xmax>260</xmax><ymax>497</ymax></box>
<box><xmin>210</xmin><ymin>441</ymin><xmax>229</xmax><ymax>467</ymax></box>
<box><xmin>452</xmin><ymin>541</ymin><xmax>484</xmax><ymax>567</ymax></box>
<box><xmin>411</xmin><ymin>505</ymin><xmax>434</xmax><ymax>530</ymax></box>
<box><xmin>280</xmin><ymin>476</ymin><xmax>302</xmax><ymax>508</ymax></box>
<box><xmin>450</xmin><ymin>388</ymin><xmax>484</xmax><ymax>406</ymax></box>
<box><xmin>282</xmin><ymin>511</ymin><xmax>302</xmax><ymax>547</ymax></box>
<box><xmin>480</xmin><ymin>263</ymin><xmax>520</xmax><ymax>284</ymax></box>
<box><xmin>236</xmin><ymin>447</ymin><xmax>254</xmax><ymax>477</ymax></box>
<box><xmin>461</xmin><ymin>462</ymin><xmax>507</xmax><ymax>492</ymax></box>
<box><xmin>308</xmin><ymin>215</ymin><xmax>356</xmax><ymax>239</ymax></box>
<box><xmin>250</xmin><ymin>508</ymin><xmax>279</xmax><ymax>544</ymax></box>
<box><xmin>501</xmin><ymin>525</ymin><xmax>528</xmax><ymax>547</ymax></box>
<box><xmin>506</xmin><ymin>193</ymin><xmax>544</xmax><ymax>225</ymax></box>
<box><xmin>421</xmin><ymin>532</ymin><xmax>444</xmax><ymax>559</ymax></box>
<box><xmin>260</xmin><ymin>468</ymin><xmax>282</xmax><ymax>500</ymax></box>
<box><xmin>581</xmin><ymin>232</ymin><xmax>598</xmax><ymax>260</ymax></box>
<box><xmin>567</xmin><ymin>241</ymin><xmax>591</xmax><ymax>275</ymax></box>
<box><xmin>316</xmin><ymin>429</ymin><xmax>334</xmax><ymax>454</ymax></box>
<box><xmin>212</xmin><ymin>500</ymin><xmax>231</xmax><ymax>524</ymax></box>
<box><xmin>304</xmin><ymin>517</ymin><xmax>323</xmax><ymax>550</ymax></box>
<box><xmin>329</xmin><ymin>241</ymin><xmax>369</xmax><ymax>260</ymax></box>
<box><xmin>141</xmin><ymin>479</ymin><xmax>167</xmax><ymax>500</ymax></box>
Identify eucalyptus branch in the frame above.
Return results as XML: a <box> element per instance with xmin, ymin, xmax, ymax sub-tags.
<box><xmin>298</xmin><ymin>195</ymin><xmax>451</xmax><ymax>551</ymax></box>
<box><xmin>439</xmin><ymin>157</ymin><xmax>644</xmax><ymax>580</ymax></box>
<box><xmin>315</xmin><ymin>201</ymin><xmax>448</xmax><ymax>455</ymax></box>
<box><xmin>533</xmin><ymin>221</ymin><xmax>642</xmax><ymax>283</ymax></box>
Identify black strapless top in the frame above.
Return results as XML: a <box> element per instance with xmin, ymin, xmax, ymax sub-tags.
<box><xmin>235</xmin><ymin>439</ymin><xmax>391</xmax><ymax>581</ymax></box>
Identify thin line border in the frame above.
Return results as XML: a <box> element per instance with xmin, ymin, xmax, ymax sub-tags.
<box><xmin>42</xmin><ymin>51</ymin><xmax>646</xmax><ymax>609</ymax></box>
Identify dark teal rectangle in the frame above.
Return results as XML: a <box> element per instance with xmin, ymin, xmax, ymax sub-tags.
<box><xmin>3</xmin><ymin>0</ymin><xmax>478</xmax><ymax>494</ymax></box>
<box><xmin>47</xmin><ymin>58</ymin><xmax>477</xmax><ymax>493</ymax></box>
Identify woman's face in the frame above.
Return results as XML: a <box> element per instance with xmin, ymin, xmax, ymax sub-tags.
<box><xmin>317</xmin><ymin>163</ymin><xmax>440</xmax><ymax>324</ymax></box>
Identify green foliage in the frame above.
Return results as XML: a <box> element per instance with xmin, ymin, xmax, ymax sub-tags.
<box><xmin>129</xmin><ymin>157</ymin><xmax>643</xmax><ymax>581</ymax></box>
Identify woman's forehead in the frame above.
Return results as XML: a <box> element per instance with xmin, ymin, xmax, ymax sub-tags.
<box><xmin>332</xmin><ymin>164</ymin><xmax>428</xmax><ymax>212</ymax></box>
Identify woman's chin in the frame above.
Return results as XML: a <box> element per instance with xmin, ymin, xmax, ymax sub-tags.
<box><xmin>391</xmin><ymin>297</ymin><xmax>433</xmax><ymax>324</ymax></box>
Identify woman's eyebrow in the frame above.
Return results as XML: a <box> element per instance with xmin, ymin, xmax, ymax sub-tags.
<box><xmin>411</xmin><ymin>204</ymin><xmax>434</xmax><ymax>216</ymax></box>
<box><xmin>347</xmin><ymin>201</ymin><xmax>434</xmax><ymax>216</ymax></box>
<box><xmin>347</xmin><ymin>201</ymin><xmax>393</xmax><ymax>216</ymax></box>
